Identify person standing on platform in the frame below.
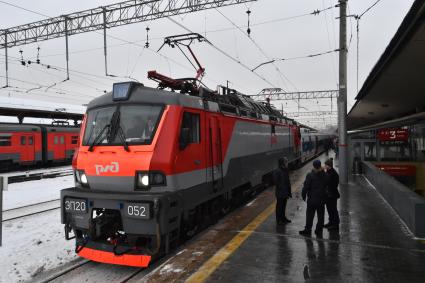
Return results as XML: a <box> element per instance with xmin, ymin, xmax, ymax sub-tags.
<box><xmin>273</xmin><ymin>158</ymin><xmax>292</xmax><ymax>225</ymax></box>
<box><xmin>299</xmin><ymin>160</ymin><xmax>328</xmax><ymax>237</ymax></box>
<box><xmin>324</xmin><ymin>158</ymin><xmax>340</xmax><ymax>230</ymax></box>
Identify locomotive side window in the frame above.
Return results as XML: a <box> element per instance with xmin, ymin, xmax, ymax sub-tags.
<box><xmin>28</xmin><ymin>136</ymin><xmax>33</xmax><ymax>145</ymax></box>
<box><xmin>180</xmin><ymin>112</ymin><xmax>200</xmax><ymax>144</ymax></box>
<box><xmin>60</xmin><ymin>136</ymin><xmax>65</xmax><ymax>144</ymax></box>
<box><xmin>21</xmin><ymin>136</ymin><xmax>26</xmax><ymax>145</ymax></box>
<box><xmin>54</xmin><ymin>136</ymin><xmax>59</xmax><ymax>144</ymax></box>
<box><xmin>0</xmin><ymin>135</ymin><xmax>11</xmax><ymax>146</ymax></box>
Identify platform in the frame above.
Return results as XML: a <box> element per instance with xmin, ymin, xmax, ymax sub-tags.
<box><xmin>130</xmin><ymin>154</ymin><xmax>425</xmax><ymax>283</ymax></box>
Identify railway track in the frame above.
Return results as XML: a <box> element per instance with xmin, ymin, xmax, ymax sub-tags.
<box><xmin>2</xmin><ymin>199</ymin><xmax>60</xmax><ymax>222</ymax></box>
<box><xmin>7</xmin><ymin>169</ymin><xmax>73</xmax><ymax>184</ymax></box>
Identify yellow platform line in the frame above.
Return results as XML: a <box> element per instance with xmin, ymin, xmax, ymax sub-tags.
<box><xmin>185</xmin><ymin>201</ymin><xmax>276</xmax><ymax>283</ymax></box>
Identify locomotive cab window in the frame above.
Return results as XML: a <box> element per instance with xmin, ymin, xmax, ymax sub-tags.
<box><xmin>28</xmin><ymin>136</ymin><xmax>33</xmax><ymax>145</ymax></box>
<box><xmin>54</xmin><ymin>136</ymin><xmax>59</xmax><ymax>144</ymax></box>
<box><xmin>60</xmin><ymin>136</ymin><xmax>65</xmax><ymax>144</ymax></box>
<box><xmin>82</xmin><ymin>105</ymin><xmax>163</xmax><ymax>146</ymax></box>
<box><xmin>179</xmin><ymin>112</ymin><xmax>200</xmax><ymax>149</ymax></box>
<box><xmin>21</xmin><ymin>136</ymin><xmax>26</xmax><ymax>145</ymax></box>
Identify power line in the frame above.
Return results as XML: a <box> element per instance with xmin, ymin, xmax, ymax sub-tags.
<box><xmin>215</xmin><ymin>8</ymin><xmax>293</xmax><ymax>91</ymax></box>
<box><xmin>157</xmin><ymin>6</ymin><xmax>278</xmax><ymax>88</ymax></box>
<box><xmin>252</xmin><ymin>49</ymin><xmax>340</xmax><ymax>71</ymax></box>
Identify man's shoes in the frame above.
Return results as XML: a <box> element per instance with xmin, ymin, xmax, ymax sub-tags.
<box><xmin>324</xmin><ymin>223</ymin><xmax>332</xmax><ymax>228</ymax></box>
<box><xmin>315</xmin><ymin>230</ymin><xmax>323</xmax><ymax>238</ymax></box>
<box><xmin>299</xmin><ymin>230</ymin><xmax>311</xmax><ymax>237</ymax></box>
<box><xmin>283</xmin><ymin>218</ymin><xmax>292</xmax><ymax>223</ymax></box>
<box><xmin>327</xmin><ymin>224</ymin><xmax>339</xmax><ymax>231</ymax></box>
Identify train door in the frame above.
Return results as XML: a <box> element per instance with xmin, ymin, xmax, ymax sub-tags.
<box><xmin>54</xmin><ymin>134</ymin><xmax>66</xmax><ymax>160</ymax></box>
<box><xmin>209</xmin><ymin>116</ymin><xmax>223</xmax><ymax>192</ymax></box>
<box><xmin>27</xmin><ymin>135</ymin><xmax>35</xmax><ymax>162</ymax></box>
<box><xmin>20</xmin><ymin>135</ymin><xmax>35</xmax><ymax>162</ymax></box>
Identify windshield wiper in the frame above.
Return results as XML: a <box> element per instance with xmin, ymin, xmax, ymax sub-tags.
<box><xmin>117</xmin><ymin>126</ymin><xmax>130</xmax><ymax>152</ymax></box>
<box><xmin>108</xmin><ymin>109</ymin><xmax>130</xmax><ymax>152</ymax></box>
<box><xmin>88</xmin><ymin>124</ymin><xmax>110</xmax><ymax>152</ymax></box>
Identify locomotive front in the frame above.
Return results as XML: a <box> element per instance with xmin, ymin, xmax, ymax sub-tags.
<box><xmin>61</xmin><ymin>82</ymin><xmax>184</xmax><ymax>267</ymax></box>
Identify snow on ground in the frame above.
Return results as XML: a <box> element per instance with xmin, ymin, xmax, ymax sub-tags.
<box><xmin>0</xmin><ymin>210</ymin><xmax>78</xmax><ymax>282</ymax></box>
<box><xmin>3</xmin><ymin>175</ymin><xmax>74</xmax><ymax>210</ymax></box>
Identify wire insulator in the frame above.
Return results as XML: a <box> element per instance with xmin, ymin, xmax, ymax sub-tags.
<box><xmin>246</xmin><ymin>9</ymin><xmax>251</xmax><ymax>37</ymax></box>
<box><xmin>145</xmin><ymin>27</ymin><xmax>150</xmax><ymax>48</ymax></box>
<box><xmin>36</xmin><ymin>46</ymin><xmax>41</xmax><ymax>64</ymax></box>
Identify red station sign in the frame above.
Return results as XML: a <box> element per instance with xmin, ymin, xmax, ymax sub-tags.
<box><xmin>378</xmin><ymin>128</ymin><xmax>409</xmax><ymax>145</ymax></box>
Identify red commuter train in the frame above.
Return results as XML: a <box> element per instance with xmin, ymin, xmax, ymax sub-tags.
<box><xmin>61</xmin><ymin>81</ymin><xmax>332</xmax><ymax>267</ymax></box>
<box><xmin>0</xmin><ymin>123</ymin><xmax>80</xmax><ymax>169</ymax></box>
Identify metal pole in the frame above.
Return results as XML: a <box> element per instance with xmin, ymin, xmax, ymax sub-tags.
<box><xmin>338</xmin><ymin>0</ymin><xmax>348</xmax><ymax>184</ymax></box>
<box><xmin>103</xmin><ymin>7</ymin><xmax>108</xmax><ymax>76</ymax></box>
<box><xmin>4</xmin><ymin>31</ymin><xmax>8</xmax><ymax>87</ymax></box>
<box><xmin>1</xmin><ymin>176</ymin><xmax>3</xmax><ymax>246</ymax></box>
<box><xmin>64</xmin><ymin>17</ymin><xmax>70</xmax><ymax>80</ymax></box>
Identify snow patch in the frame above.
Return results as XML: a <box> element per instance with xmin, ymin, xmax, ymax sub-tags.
<box><xmin>159</xmin><ymin>264</ymin><xmax>184</xmax><ymax>275</ymax></box>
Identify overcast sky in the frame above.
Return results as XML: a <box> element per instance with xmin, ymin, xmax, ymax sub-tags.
<box><xmin>0</xmin><ymin>0</ymin><xmax>415</xmax><ymax>128</ymax></box>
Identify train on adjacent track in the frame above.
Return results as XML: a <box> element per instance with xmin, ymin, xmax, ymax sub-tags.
<box><xmin>0</xmin><ymin>123</ymin><xmax>80</xmax><ymax>169</ymax></box>
<box><xmin>61</xmin><ymin>76</ymin><xmax>333</xmax><ymax>267</ymax></box>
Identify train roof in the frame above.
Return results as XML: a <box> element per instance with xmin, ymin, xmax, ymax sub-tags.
<box><xmin>87</xmin><ymin>82</ymin><xmax>318</xmax><ymax>130</ymax></box>
<box><xmin>87</xmin><ymin>85</ymin><xmax>204</xmax><ymax>111</ymax></box>
<box><xmin>0</xmin><ymin>123</ymin><xmax>79</xmax><ymax>133</ymax></box>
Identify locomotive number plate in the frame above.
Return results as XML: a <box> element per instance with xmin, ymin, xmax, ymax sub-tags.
<box><xmin>64</xmin><ymin>198</ymin><xmax>87</xmax><ymax>213</ymax></box>
<box><xmin>125</xmin><ymin>203</ymin><xmax>150</xmax><ymax>219</ymax></box>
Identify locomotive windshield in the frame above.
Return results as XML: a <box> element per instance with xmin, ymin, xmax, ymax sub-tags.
<box><xmin>83</xmin><ymin>105</ymin><xmax>163</xmax><ymax>146</ymax></box>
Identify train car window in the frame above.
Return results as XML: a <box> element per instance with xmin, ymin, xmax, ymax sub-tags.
<box><xmin>60</xmin><ymin>136</ymin><xmax>65</xmax><ymax>144</ymax></box>
<box><xmin>54</xmin><ymin>136</ymin><xmax>59</xmax><ymax>145</ymax></box>
<box><xmin>21</xmin><ymin>136</ymin><xmax>26</xmax><ymax>145</ymax></box>
<box><xmin>71</xmin><ymin>136</ymin><xmax>78</xmax><ymax>144</ymax></box>
<box><xmin>0</xmin><ymin>135</ymin><xmax>11</xmax><ymax>146</ymax></box>
<box><xmin>28</xmin><ymin>136</ymin><xmax>33</xmax><ymax>145</ymax></box>
<box><xmin>181</xmin><ymin>112</ymin><xmax>200</xmax><ymax>144</ymax></box>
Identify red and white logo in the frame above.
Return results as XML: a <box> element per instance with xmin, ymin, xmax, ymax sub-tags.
<box><xmin>95</xmin><ymin>162</ymin><xmax>119</xmax><ymax>175</ymax></box>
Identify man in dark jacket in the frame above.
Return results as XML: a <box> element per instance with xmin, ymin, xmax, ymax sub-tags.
<box><xmin>273</xmin><ymin>158</ymin><xmax>292</xmax><ymax>225</ymax></box>
<box><xmin>299</xmin><ymin>160</ymin><xmax>328</xmax><ymax>237</ymax></box>
<box><xmin>324</xmin><ymin>158</ymin><xmax>340</xmax><ymax>230</ymax></box>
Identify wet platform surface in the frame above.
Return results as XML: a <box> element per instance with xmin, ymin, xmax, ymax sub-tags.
<box><xmin>131</xmin><ymin>154</ymin><xmax>425</xmax><ymax>283</ymax></box>
<box><xmin>206</xmin><ymin>163</ymin><xmax>425</xmax><ymax>282</ymax></box>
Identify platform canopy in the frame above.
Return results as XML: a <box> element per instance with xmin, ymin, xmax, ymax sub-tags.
<box><xmin>348</xmin><ymin>0</ymin><xmax>425</xmax><ymax>130</ymax></box>
<box><xmin>0</xmin><ymin>107</ymin><xmax>83</xmax><ymax>124</ymax></box>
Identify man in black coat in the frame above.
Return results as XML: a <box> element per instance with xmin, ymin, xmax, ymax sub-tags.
<box><xmin>324</xmin><ymin>158</ymin><xmax>340</xmax><ymax>230</ymax></box>
<box><xmin>273</xmin><ymin>158</ymin><xmax>292</xmax><ymax>225</ymax></box>
<box><xmin>299</xmin><ymin>160</ymin><xmax>328</xmax><ymax>237</ymax></box>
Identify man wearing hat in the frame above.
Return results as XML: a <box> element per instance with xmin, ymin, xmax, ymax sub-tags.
<box><xmin>324</xmin><ymin>158</ymin><xmax>340</xmax><ymax>230</ymax></box>
<box><xmin>299</xmin><ymin>159</ymin><xmax>328</xmax><ymax>237</ymax></box>
<box><xmin>273</xmin><ymin>157</ymin><xmax>292</xmax><ymax>224</ymax></box>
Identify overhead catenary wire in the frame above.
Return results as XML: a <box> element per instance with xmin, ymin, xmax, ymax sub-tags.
<box><xmin>158</xmin><ymin>6</ymin><xmax>278</xmax><ymax>89</ymax></box>
<box><xmin>215</xmin><ymin>9</ymin><xmax>293</xmax><ymax>91</ymax></box>
<box><xmin>251</xmin><ymin>49</ymin><xmax>340</xmax><ymax>71</ymax></box>
<box><xmin>353</xmin><ymin>0</ymin><xmax>383</xmax><ymax>93</ymax></box>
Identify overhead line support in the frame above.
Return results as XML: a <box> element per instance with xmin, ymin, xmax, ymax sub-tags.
<box><xmin>0</xmin><ymin>0</ymin><xmax>256</xmax><ymax>49</ymax></box>
<box><xmin>64</xmin><ymin>16</ymin><xmax>70</xmax><ymax>81</ymax></box>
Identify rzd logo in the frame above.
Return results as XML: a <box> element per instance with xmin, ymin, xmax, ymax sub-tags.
<box><xmin>95</xmin><ymin>162</ymin><xmax>119</xmax><ymax>175</ymax></box>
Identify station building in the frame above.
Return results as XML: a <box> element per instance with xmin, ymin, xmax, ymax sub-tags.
<box><xmin>347</xmin><ymin>0</ymin><xmax>425</xmax><ymax>237</ymax></box>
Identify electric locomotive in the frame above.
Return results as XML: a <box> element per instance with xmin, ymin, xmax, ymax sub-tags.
<box><xmin>61</xmin><ymin>71</ymin><xmax>332</xmax><ymax>267</ymax></box>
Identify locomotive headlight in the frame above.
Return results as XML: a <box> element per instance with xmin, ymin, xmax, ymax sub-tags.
<box><xmin>139</xmin><ymin>174</ymin><xmax>149</xmax><ymax>186</ymax></box>
<box><xmin>136</xmin><ymin>171</ymin><xmax>166</xmax><ymax>190</ymax></box>
<box><xmin>75</xmin><ymin>170</ymin><xmax>89</xmax><ymax>187</ymax></box>
<box><xmin>80</xmin><ymin>173</ymin><xmax>88</xmax><ymax>184</ymax></box>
